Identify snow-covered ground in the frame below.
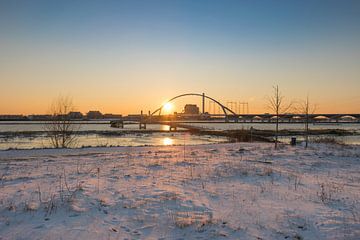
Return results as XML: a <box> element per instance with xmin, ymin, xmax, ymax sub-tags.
<box><xmin>0</xmin><ymin>142</ymin><xmax>359</xmax><ymax>239</ymax></box>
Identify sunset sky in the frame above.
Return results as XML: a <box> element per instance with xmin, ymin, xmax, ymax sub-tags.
<box><xmin>1</xmin><ymin>0</ymin><xmax>360</xmax><ymax>115</ymax></box>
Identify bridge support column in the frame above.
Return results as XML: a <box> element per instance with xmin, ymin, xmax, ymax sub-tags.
<box><xmin>139</xmin><ymin>110</ymin><xmax>146</xmax><ymax>129</ymax></box>
<box><xmin>139</xmin><ymin>122</ymin><xmax>146</xmax><ymax>129</ymax></box>
<box><xmin>169</xmin><ymin>123</ymin><xmax>177</xmax><ymax>131</ymax></box>
<box><xmin>202</xmin><ymin>93</ymin><xmax>205</xmax><ymax>114</ymax></box>
<box><xmin>110</xmin><ymin>120</ymin><xmax>124</xmax><ymax>128</ymax></box>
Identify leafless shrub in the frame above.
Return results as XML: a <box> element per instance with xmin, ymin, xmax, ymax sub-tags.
<box><xmin>97</xmin><ymin>167</ymin><xmax>100</xmax><ymax>194</ymax></box>
<box><xmin>44</xmin><ymin>194</ymin><xmax>57</xmax><ymax>216</ymax></box>
<box><xmin>259</xmin><ymin>182</ymin><xmax>267</xmax><ymax>193</ymax></box>
<box><xmin>44</xmin><ymin>96</ymin><xmax>80</xmax><ymax>148</ymax></box>
<box><xmin>266</xmin><ymin>85</ymin><xmax>292</xmax><ymax>149</ymax></box>
<box><xmin>317</xmin><ymin>181</ymin><xmax>344</xmax><ymax>203</ymax></box>
<box><xmin>318</xmin><ymin>183</ymin><xmax>330</xmax><ymax>203</ymax></box>
<box><xmin>58</xmin><ymin>167</ymin><xmax>83</xmax><ymax>203</ymax></box>
<box><xmin>37</xmin><ymin>184</ymin><xmax>43</xmax><ymax>203</ymax></box>
<box><xmin>287</xmin><ymin>173</ymin><xmax>302</xmax><ymax>191</ymax></box>
<box><xmin>295</xmin><ymin>95</ymin><xmax>317</xmax><ymax>148</ymax></box>
<box><xmin>294</xmin><ymin>176</ymin><xmax>301</xmax><ymax>191</ymax></box>
<box><xmin>170</xmin><ymin>210</ymin><xmax>214</xmax><ymax>229</ymax></box>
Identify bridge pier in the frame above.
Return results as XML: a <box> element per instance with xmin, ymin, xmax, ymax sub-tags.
<box><xmin>202</xmin><ymin>92</ymin><xmax>205</xmax><ymax>114</ymax></box>
<box><xmin>169</xmin><ymin>123</ymin><xmax>177</xmax><ymax>131</ymax></box>
<box><xmin>139</xmin><ymin>122</ymin><xmax>146</xmax><ymax>129</ymax></box>
<box><xmin>139</xmin><ymin>110</ymin><xmax>147</xmax><ymax>129</ymax></box>
<box><xmin>110</xmin><ymin>120</ymin><xmax>124</xmax><ymax>128</ymax></box>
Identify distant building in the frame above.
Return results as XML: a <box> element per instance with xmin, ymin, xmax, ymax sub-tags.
<box><xmin>27</xmin><ymin>115</ymin><xmax>52</xmax><ymax>121</ymax></box>
<box><xmin>103</xmin><ymin>113</ymin><xmax>122</xmax><ymax>119</ymax></box>
<box><xmin>184</xmin><ymin>104</ymin><xmax>200</xmax><ymax>115</ymax></box>
<box><xmin>125</xmin><ymin>114</ymin><xmax>142</xmax><ymax>121</ymax></box>
<box><xmin>68</xmin><ymin>111</ymin><xmax>83</xmax><ymax>120</ymax></box>
<box><xmin>0</xmin><ymin>115</ymin><xmax>27</xmax><ymax>120</ymax></box>
<box><xmin>86</xmin><ymin>111</ymin><xmax>103</xmax><ymax>119</ymax></box>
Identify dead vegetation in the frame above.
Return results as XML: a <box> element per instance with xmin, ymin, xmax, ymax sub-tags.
<box><xmin>0</xmin><ymin>143</ymin><xmax>359</xmax><ymax>239</ymax></box>
<box><xmin>313</xmin><ymin>136</ymin><xmax>344</xmax><ymax>145</ymax></box>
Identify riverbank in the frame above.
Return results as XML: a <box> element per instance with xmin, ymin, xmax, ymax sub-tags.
<box><xmin>188</xmin><ymin>128</ymin><xmax>358</xmax><ymax>143</ymax></box>
<box><xmin>0</xmin><ymin>142</ymin><xmax>359</xmax><ymax>239</ymax></box>
<box><xmin>1</xmin><ymin>127</ymin><xmax>359</xmax><ymax>150</ymax></box>
<box><xmin>2</xmin><ymin>121</ymin><xmax>360</xmax><ymax>150</ymax></box>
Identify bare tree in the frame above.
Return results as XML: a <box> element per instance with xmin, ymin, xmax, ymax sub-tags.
<box><xmin>298</xmin><ymin>95</ymin><xmax>316</xmax><ymax>148</ymax></box>
<box><xmin>267</xmin><ymin>85</ymin><xmax>292</xmax><ymax>149</ymax></box>
<box><xmin>44</xmin><ymin>96</ymin><xmax>79</xmax><ymax>148</ymax></box>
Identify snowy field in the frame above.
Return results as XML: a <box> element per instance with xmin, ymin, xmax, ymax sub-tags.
<box><xmin>0</xmin><ymin>142</ymin><xmax>359</xmax><ymax>240</ymax></box>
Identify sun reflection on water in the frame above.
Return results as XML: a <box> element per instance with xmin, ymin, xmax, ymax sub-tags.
<box><xmin>162</xmin><ymin>137</ymin><xmax>173</xmax><ymax>146</ymax></box>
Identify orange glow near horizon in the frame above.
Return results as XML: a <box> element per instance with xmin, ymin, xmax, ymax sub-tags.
<box><xmin>1</xmin><ymin>1</ymin><xmax>360</xmax><ymax>115</ymax></box>
<box><xmin>0</xmin><ymin>92</ymin><xmax>359</xmax><ymax>115</ymax></box>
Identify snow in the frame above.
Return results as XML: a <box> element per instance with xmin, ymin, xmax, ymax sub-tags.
<box><xmin>0</xmin><ymin>142</ymin><xmax>359</xmax><ymax>239</ymax></box>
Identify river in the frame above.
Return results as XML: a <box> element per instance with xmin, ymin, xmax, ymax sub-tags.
<box><xmin>0</xmin><ymin>121</ymin><xmax>359</xmax><ymax>150</ymax></box>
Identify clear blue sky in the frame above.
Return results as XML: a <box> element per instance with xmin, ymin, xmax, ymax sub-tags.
<box><xmin>1</xmin><ymin>0</ymin><xmax>360</xmax><ymax>114</ymax></box>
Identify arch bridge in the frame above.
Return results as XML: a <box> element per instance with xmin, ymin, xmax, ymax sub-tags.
<box><xmin>151</xmin><ymin>93</ymin><xmax>237</xmax><ymax>118</ymax></box>
<box><xmin>110</xmin><ymin>92</ymin><xmax>360</xmax><ymax>129</ymax></box>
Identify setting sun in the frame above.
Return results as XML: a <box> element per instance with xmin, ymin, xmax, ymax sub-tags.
<box><xmin>163</xmin><ymin>102</ymin><xmax>173</xmax><ymax>113</ymax></box>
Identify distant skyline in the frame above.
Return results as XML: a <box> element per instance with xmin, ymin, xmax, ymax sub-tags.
<box><xmin>1</xmin><ymin>0</ymin><xmax>360</xmax><ymax>114</ymax></box>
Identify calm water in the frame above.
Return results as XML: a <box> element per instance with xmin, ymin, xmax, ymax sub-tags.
<box><xmin>0</xmin><ymin>121</ymin><xmax>359</xmax><ymax>150</ymax></box>
<box><xmin>0</xmin><ymin>121</ymin><xmax>226</xmax><ymax>150</ymax></box>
